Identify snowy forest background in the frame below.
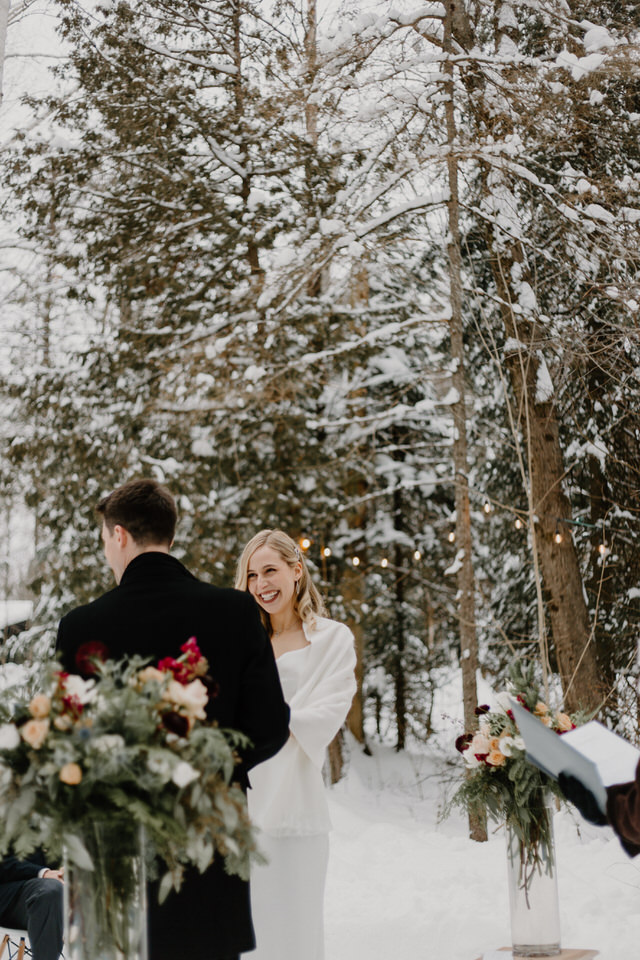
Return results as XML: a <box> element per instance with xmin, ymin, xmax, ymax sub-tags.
<box><xmin>1</xmin><ymin>0</ymin><xmax>639</xmax><ymax>762</ymax></box>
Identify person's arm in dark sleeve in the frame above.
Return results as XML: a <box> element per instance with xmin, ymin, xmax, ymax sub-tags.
<box><xmin>234</xmin><ymin>596</ymin><xmax>290</xmax><ymax>775</ymax></box>
<box><xmin>560</xmin><ymin>760</ymin><xmax>640</xmax><ymax>857</ymax></box>
<box><xmin>606</xmin><ymin>759</ymin><xmax>640</xmax><ymax>856</ymax></box>
<box><xmin>0</xmin><ymin>857</ymin><xmax>43</xmax><ymax>884</ymax></box>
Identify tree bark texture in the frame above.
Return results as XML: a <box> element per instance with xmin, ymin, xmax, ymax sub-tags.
<box><xmin>450</xmin><ymin>0</ymin><xmax>602</xmax><ymax>714</ymax></box>
<box><xmin>444</xmin><ymin>0</ymin><xmax>486</xmax><ymax>842</ymax></box>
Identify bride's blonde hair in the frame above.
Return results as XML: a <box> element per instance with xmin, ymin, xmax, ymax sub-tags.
<box><xmin>235</xmin><ymin>529</ymin><xmax>327</xmax><ymax>635</ymax></box>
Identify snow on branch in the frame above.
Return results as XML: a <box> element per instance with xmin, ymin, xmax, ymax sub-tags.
<box><xmin>299</xmin><ymin>313</ymin><xmax>450</xmax><ymax>369</ymax></box>
<box><xmin>355</xmin><ymin>188</ymin><xmax>449</xmax><ymax>238</ymax></box>
<box><xmin>141</xmin><ymin>40</ymin><xmax>238</xmax><ymax>76</ymax></box>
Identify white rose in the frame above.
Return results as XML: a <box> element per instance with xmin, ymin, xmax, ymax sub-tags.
<box><xmin>0</xmin><ymin>724</ymin><xmax>21</xmax><ymax>750</ymax></box>
<box><xmin>171</xmin><ymin>761</ymin><xmax>200</xmax><ymax>788</ymax></box>
<box><xmin>91</xmin><ymin>734</ymin><xmax>125</xmax><ymax>754</ymax></box>
<box><xmin>64</xmin><ymin>675</ymin><xmax>96</xmax><ymax>705</ymax></box>
<box><xmin>499</xmin><ymin>735</ymin><xmax>516</xmax><ymax>757</ymax></box>
<box><xmin>147</xmin><ymin>750</ymin><xmax>174</xmax><ymax>783</ymax></box>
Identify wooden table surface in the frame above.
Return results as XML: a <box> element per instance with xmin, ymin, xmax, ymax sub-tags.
<box><xmin>473</xmin><ymin>950</ymin><xmax>599</xmax><ymax>960</ymax></box>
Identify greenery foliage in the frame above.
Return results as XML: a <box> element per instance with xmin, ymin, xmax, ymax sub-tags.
<box><xmin>1</xmin><ymin>0</ymin><xmax>639</xmax><ymax>746</ymax></box>
<box><xmin>0</xmin><ymin>641</ymin><xmax>257</xmax><ymax>901</ymax></box>
<box><xmin>448</xmin><ymin>662</ymin><xmax>581</xmax><ymax>881</ymax></box>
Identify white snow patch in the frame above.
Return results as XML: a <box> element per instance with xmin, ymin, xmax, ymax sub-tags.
<box><xmin>0</xmin><ymin>600</ymin><xmax>33</xmax><ymax>630</ymax></box>
<box><xmin>535</xmin><ymin>355</ymin><xmax>554</xmax><ymax>403</ymax></box>
<box><xmin>319</xmin><ymin>218</ymin><xmax>346</xmax><ymax>236</ymax></box>
<box><xmin>582</xmin><ymin>24</ymin><xmax>616</xmax><ymax>52</ymax></box>
<box><xmin>326</xmin><ymin>730</ymin><xmax>640</xmax><ymax>960</ymax></box>
<box><xmin>585</xmin><ymin>203</ymin><xmax>615</xmax><ymax>224</ymax></box>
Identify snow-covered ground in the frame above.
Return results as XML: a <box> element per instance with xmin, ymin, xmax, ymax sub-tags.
<box><xmin>326</xmin><ymin>736</ymin><xmax>640</xmax><ymax>960</ymax></box>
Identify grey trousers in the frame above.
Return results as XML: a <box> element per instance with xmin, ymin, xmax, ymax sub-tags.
<box><xmin>1</xmin><ymin>878</ymin><xmax>63</xmax><ymax>960</ymax></box>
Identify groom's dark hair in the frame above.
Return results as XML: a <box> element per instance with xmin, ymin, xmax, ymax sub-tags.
<box><xmin>97</xmin><ymin>478</ymin><xmax>177</xmax><ymax>546</ymax></box>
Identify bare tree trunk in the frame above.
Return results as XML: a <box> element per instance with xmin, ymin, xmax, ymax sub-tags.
<box><xmin>343</xmin><ymin>264</ymin><xmax>371</xmax><ymax>752</ymax></box>
<box><xmin>448</xmin><ymin>0</ymin><xmax>602</xmax><ymax>715</ymax></box>
<box><xmin>493</xmin><ymin>275</ymin><xmax>603</xmax><ymax>712</ymax></box>
<box><xmin>444</xmin><ymin>0</ymin><xmax>486</xmax><ymax>843</ymax></box>
<box><xmin>326</xmin><ymin>730</ymin><xmax>344</xmax><ymax>785</ymax></box>
<box><xmin>231</xmin><ymin>0</ymin><xmax>262</xmax><ymax>289</ymax></box>
<box><xmin>343</xmin><ymin>563</ymin><xmax>368</xmax><ymax>749</ymax></box>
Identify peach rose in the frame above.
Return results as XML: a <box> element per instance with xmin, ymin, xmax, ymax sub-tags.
<box><xmin>469</xmin><ymin>731</ymin><xmax>491</xmax><ymax>755</ymax></box>
<box><xmin>534</xmin><ymin>701</ymin><xmax>549</xmax><ymax>716</ymax></box>
<box><xmin>555</xmin><ymin>712</ymin><xmax>573</xmax><ymax>732</ymax></box>
<box><xmin>59</xmin><ymin>762</ymin><xmax>83</xmax><ymax>785</ymax></box>
<box><xmin>486</xmin><ymin>749</ymin><xmax>506</xmax><ymax>766</ymax></box>
<box><xmin>20</xmin><ymin>719</ymin><xmax>50</xmax><ymax>749</ymax></box>
<box><xmin>138</xmin><ymin>666</ymin><xmax>166</xmax><ymax>686</ymax></box>
<box><xmin>28</xmin><ymin>694</ymin><xmax>51</xmax><ymax>719</ymax></box>
<box><xmin>162</xmin><ymin>679</ymin><xmax>208</xmax><ymax>720</ymax></box>
<box><xmin>54</xmin><ymin>715</ymin><xmax>74</xmax><ymax>731</ymax></box>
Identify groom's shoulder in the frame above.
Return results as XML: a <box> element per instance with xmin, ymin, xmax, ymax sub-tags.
<box><xmin>191</xmin><ymin>580</ymin><xmax>258</xmax><ymax>613</ymax></box>
<box><xmin>59</xmin><ymin>586</ymin><xmax>120</xmax><ymax>626</ymax></box>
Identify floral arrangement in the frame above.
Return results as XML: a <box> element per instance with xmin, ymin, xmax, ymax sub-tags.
<box><xmin>449</xmin><ymin>661</ymin><xmax>580</xmax><ymax>885</ymax></box>
<box><xmin>0</xmin><ymin>638</ymin><xmax>257</xmax><ymax>901</ymax></box>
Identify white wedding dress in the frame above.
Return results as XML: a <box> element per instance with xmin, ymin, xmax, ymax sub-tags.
<box><xmin>242</xmin><ymin>617</ymin><xmax>357</xmax><ymax>960</ymax></box>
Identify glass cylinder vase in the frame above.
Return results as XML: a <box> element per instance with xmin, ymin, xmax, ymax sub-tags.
<box><xmin>64</xmin><ymin>820</ymin><xmax>148</xmax><ymax>960</ymax></box>
<box><xmin>505</xmin><ymin>812</ymin><xmax>561</xmax><ymax>957</ymax></box>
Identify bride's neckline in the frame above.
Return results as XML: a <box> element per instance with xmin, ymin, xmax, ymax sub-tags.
<box><xmin>275</xmin><ymin>643</ymin><xmax>311</xmax><ymax>662</ymax></box>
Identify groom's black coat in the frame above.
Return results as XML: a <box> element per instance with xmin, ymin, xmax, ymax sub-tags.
<box><xmin>57</xmin><ymin>551</ymin><xmax>290</xmax><ymax>960</ymax></box>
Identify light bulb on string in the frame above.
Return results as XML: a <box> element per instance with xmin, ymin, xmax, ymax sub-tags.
<box><xmin>598</xmin><ymin>542</ymin><xmax>608</xmax><ymax>557</ymax></box>
<box><xmin>483</xmin><ymin>501</ymin><xmax>492</xmax><ymax>515</ymax></box>
<box><xmin>515</xmin><ymin>517</ymin><xmax>523</xmax><ymax>530</ymax></box>
<box><xmin>352</xmin><ymin>556</ymin><xmax>360</xmax><ymax>567</ymax></box>
<box><xmin>447</xmin><ymin>531</ymin><xmax>456</xmax><ymax>543</ymax></box>
<box><xmin>300</xmin><ymin>537</ymin><xmax>311</xmax><ymax>551</ymax></box>
<box><xmin>381</xmin><ymin>558</ymin><xmax>389</xmax><ymax>568</ymax></box>
<box><xmin>554</xmin><ymin>525</ymin><xmax>563</xmax><ymax>544</ymax></box>
<box><xmin>413</xmin><ymin>550</ymin><xmax>422</xmax><ymax>561</ymax></box>
<box><xmin>322</xmin><ymin>547</ymin><xmax>331</xmax><ymax>558</ymax></box>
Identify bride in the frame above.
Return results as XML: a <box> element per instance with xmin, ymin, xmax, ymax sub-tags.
<box><xmin>235</xmin><ymin>529</ymin><xmax>357</xmax><ymax>960</ymax></box>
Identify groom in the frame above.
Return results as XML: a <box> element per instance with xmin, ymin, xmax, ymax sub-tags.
<box><xmin>56</xmin><ymin>478</ymin><xmax>290</xmax><ymax>960</ymax></box>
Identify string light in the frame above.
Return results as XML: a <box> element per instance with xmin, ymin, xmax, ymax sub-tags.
<box><xmin>295</xmin><ymin>504</ymin><xmax>629</xmax><ymax>573</ymax></box>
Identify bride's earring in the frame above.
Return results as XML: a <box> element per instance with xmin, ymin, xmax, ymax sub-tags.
<box><xmin>295</xmin><ymin>580</ymin><xmax>300</xmax><ymax>595</ymax></box>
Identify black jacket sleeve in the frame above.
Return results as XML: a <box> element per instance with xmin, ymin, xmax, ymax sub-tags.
<box><xmin>606</xmin><ymin>758</ymin><xmax>640</xmax><ymax>856</ymax></box>
<box><xmin>234</xmin><ymin>597</ymin><xmax>290</xmax><ymax>777</ymax></box>
<box><xmin>0</xmin><ymin>857</ymin><xmax>43</xmax><ymax>885</ymax></box>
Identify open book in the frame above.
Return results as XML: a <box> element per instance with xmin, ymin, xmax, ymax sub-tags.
<box><xmin>511</xmin><ymin>700</ymin><xmax>640</xmax><ymax>815</ymax></box>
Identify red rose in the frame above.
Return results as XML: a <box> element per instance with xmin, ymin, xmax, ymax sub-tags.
<box><xmin>162</xmin><ymin>711</ymin><xmax>190</xmax><ymax>738</ymax></box>
<box><xmin>455</xmin><ymin>733</ymin><xmax>473</xmax><ymax>753</ymax></box>
<box><xmin>474</xmin><ymin>704</ymin><xmax>491</xmax><ymax>716</ymax></box>
<box><xmin>75</xmin><ymin>642</ymin><xmax>109</xmax><ymax>676</ymax></box>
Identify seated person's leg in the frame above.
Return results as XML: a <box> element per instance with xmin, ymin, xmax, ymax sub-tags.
<box><xmin>2</xmin><ymin>878</ymin><xmax>63</xmax><ymax>960</ymax></box>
